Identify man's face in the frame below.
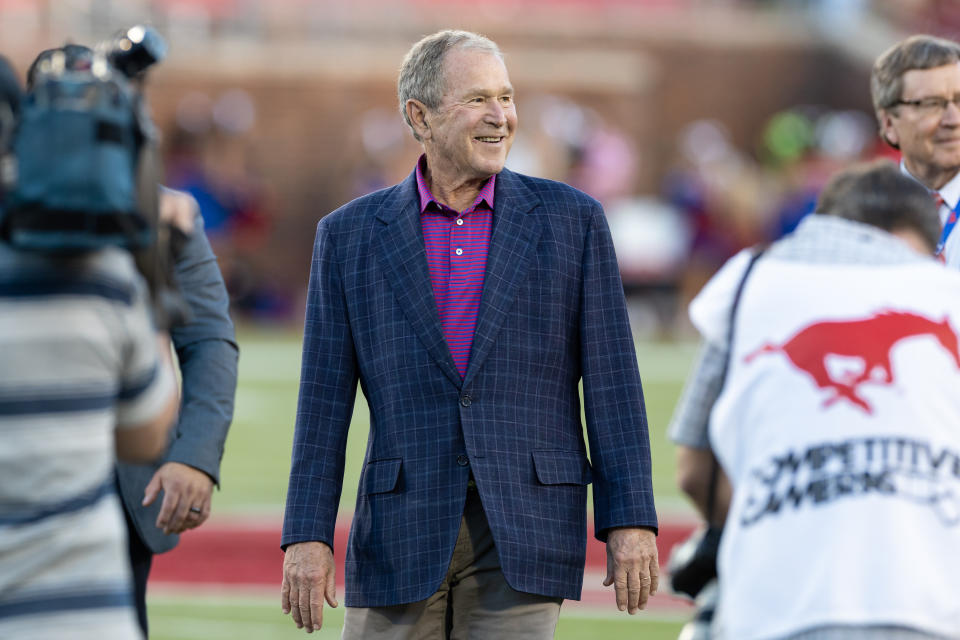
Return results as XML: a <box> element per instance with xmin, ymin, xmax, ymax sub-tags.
<box><xmin>880</xmin><ymin>62</ymin><xmax>960</xmax><ymax>187</ymax></box>
<box><xmin>423</xmin><ymin>47</ymin><xmax>517</xmax><ymax>181</ymax></box>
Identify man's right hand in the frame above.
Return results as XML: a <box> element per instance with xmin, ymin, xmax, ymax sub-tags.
<box><xmin>281</xmin><ymin>541</ymin><xmax>338</xmax><ymax>633</ymax></box>
<box><xmin>158</xmin><ymin>187</ymin><xmax>198</xmax><ymax>235</ymax></box>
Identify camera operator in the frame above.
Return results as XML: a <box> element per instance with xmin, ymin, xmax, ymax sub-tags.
<box><xmin>22</xmin><ymin>34</ymin><xmax>238</xmax><ymax>636</ymax></box>
<box><xmin>0</xmin><ymin>55</ymin><xmax>19</xmax><ymax>203</ymax></box>
<box><xmin>670</xmin><ymin>160</ymin><xmax>960</xmax><ymax>639</ymax></box>
<box><xmin>0</xmin><ymin>54</ymin><xmax>179</xmax><ymax>639</ymax></box>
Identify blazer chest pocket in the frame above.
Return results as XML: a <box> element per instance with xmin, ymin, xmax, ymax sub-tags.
<box><xmin>360</xmin><ymin>458</ymin><xmax>402</xmax><ymax>495</ymax></box>
<box><xmin>532</xmin><ymin>449</ymin><xmax>592</xmax><ymax>486</ymax></box>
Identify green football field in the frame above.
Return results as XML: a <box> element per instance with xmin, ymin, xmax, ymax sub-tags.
<box><xmin>149</xmin><ymin>593</ymin><xmax>691</xmax><ymax>640</ymax></box>
<box><xmin>148</xmin><ymin>325</ymin><xmax>701</xmax><ymax>639</ymax></box>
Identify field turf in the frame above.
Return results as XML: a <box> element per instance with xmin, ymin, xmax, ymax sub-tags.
<box><xmin>150</xmin><ymin>591</ymin><xmax>690</xmax><ymax>639</ymax></box>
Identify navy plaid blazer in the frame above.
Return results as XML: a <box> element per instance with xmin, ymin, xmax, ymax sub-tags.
<box><xmin>282</xmin><ymin>167</ymin><xmax>657</xmax><ymax>607</ymax></box>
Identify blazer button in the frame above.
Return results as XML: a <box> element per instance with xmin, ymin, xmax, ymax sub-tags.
<box><xmin>460</xmin><ymin>394</ymin><xmax>472</xmax><ymax>407</ymax></box>
<box><xmin>457</xmin><ymin>454</ymin><xmax>469</xmax><ymax>467</ymax></box>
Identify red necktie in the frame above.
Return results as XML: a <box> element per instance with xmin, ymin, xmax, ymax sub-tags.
<box><xmin>934</xmin><ymin>192</ymin><xmax>953</xmax><ymax>262</ymax></box>
<box><xmin>934</xmin><ymin>192</ymin><xmax>956</xmax><ymax>224</ymax></box>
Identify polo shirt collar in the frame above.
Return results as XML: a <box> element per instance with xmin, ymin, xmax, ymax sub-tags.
<box><xmin>415</xmin><ymin>155</ymin><xmax>496</xmax><ymax>214</ymax></box>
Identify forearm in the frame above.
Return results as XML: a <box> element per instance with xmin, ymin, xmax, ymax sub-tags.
<box><xmin>669</xmin><ymin>338</ymin><xmax>732</xmax><ymax>526</ymax></box>
<box><xmin>166</xmin><ymin>337</ymin><xmax>238</xmax><ymax>482</ymax></box>
<box><xmin>668</xmin><ymin>339</ymin><xmax>728</xmax><ymax>449</ymax></box>
<box><xmin>282</xmin><ymin>310</ymin><xmax>358</xmax><ymax>547</ymax></box>
<box><xmin>675</xmin><ymin>445</ymin><xmax>731</xmax><ymax>527</ymax></box>
<box><xmin>165</xmin><ymin>206</ymin><xmax>238</xmax><ymax>481</ymax></box>
<box><xmin>580</xmin><ymin>206</ymin><xmax>657</xmax><ymax>537</ymax></box>
<box><xmin>116</xmin><ymin>334</ymin><xmax>179</xmax><ymax>463</ymax></box>
<box><xmin>281</xmin><ymin>220</ymin><xmax>357</xmax><ymax>550</ymax></box>
<box><xmin>281</xmin><ymin>378</ymin><xmax>357</xmax><ymax>549</ymax></box>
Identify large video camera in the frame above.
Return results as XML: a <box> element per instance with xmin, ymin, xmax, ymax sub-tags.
<box><xmin>0</xmin><ymin>26</ymin><xmax>191</xmax><ymax>329</ymax></box>
<box><xmin>0</xmin><ymin>56</ymin><xmax>21</xmax><ymax>202</ymax></box>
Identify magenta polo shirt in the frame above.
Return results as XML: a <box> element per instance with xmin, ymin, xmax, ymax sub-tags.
<box><xmin>416</xmin><ymin>157</ymin><xmax>495</xmax><ymax>378</ymax></box>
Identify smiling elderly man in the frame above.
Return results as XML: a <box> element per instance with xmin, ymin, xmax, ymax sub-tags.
<box><xmin>872</xmin><ymin>34</ymin><xmax>960</xmax><ymax>267</ymax></box>
<box><xmin>279</xmin><ymin>29</ymin><xmax>659</xmax><ymax>639</ymax></box>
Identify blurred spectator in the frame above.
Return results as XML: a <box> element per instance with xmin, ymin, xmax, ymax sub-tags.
<box><xmin>165</xmin><ymin>90</ymin><xmax>289</xmax><ymax>319</ymax></box>
<box><xmin>664</xmin><ymin>120</ymin><xmax>772</xmax><ymax>331</ymax></box>
<box><xmin>661</xmin><ymin>103</ymin><xmax>879</xmax><ymax>335</ymax></box>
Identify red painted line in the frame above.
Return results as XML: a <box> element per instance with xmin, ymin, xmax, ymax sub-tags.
<box><xmin>150</xmin><ymin>519</ymin><xmax>697</xmax><ymax>590</ymax></box>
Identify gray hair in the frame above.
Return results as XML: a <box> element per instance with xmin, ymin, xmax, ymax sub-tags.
<box><xmin>871</xmin><ymin>34</ymin><xmax>960</xmax><ymax>131</ymax></box>
<box><xmin>397</xmin><ymin>30</ymin><xmax>503</xmax><ymax>141</ymax></box>
<box><xmin>815</xmin><ymin>159</ymin><xmax>940</xmax><ymax>253</ymax></box>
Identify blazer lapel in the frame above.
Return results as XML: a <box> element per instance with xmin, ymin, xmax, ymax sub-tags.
<box><xmin>375</xmin><ymin>171</ymin><xmax>462</xmax><ymax>389</ymax></box>
<box><xmin>463</xmin><ymin>169</ymin><xmax>542</xmax><ymax>388</ymax></box>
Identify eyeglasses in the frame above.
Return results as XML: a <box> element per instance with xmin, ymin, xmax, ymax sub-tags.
<box><xmin>893</xmin><ymin>94</ymin><xmax>960</xmax><ymax>115</ymax></box>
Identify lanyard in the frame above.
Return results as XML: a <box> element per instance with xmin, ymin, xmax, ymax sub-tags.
<box><xmin>936</xmin><ymin>194</ymin><xmax>958</xmax><ymax>257</ymax></box>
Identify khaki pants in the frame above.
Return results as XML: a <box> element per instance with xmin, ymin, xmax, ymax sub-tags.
<box><xmin>341</xmin><ymin>487</ymin><xmax>562</xmax><ymax>640</ymax></box>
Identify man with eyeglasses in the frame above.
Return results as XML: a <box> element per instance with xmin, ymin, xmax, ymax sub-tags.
<box><xmin>872</xmin><ymin>35</ymin><xmax>960</xmax><ymax>268</ymax></box>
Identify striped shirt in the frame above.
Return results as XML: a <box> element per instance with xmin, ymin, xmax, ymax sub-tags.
<box><xmin>416</xmin><ymin>156</ymin><xmax>495</xmax><ymax>378</ymax></box>
<box><xmin>0</xmin><ymin>246</ymin><xmax>174</xmax><ymax>640</ymax></box>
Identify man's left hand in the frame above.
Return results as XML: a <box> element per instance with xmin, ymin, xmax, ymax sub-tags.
<box><xmin>143</xmin><ymin>462</ymin><xmax>214</xmax><ymax>535</ymax></box>
<box><xmin>603</xmin><ymin>527</ymin><xmax>659</xmax><ymax>614</ymax></box>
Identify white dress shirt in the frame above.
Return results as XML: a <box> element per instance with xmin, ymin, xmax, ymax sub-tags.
<box><xmin>901</xmin><ymin>162</ymin><xmax>960</xmax><ymax>270</ymax></box>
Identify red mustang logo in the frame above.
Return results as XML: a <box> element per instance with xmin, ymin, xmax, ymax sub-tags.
<box><xmin>744</xmin><ymin>310</ymin><xmax>960</xmax><ymax>414</ymax></box>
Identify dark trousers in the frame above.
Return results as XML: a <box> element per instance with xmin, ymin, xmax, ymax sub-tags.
<box><xmin>124</xmin><ymin>507</ymin><xmax>154</xmax><ymax>637</ymax></box>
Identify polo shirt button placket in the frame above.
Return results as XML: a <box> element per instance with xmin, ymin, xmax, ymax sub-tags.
<box><xmin>453</xmin><ymin>213</ymin><xmax>465</xmax><ymax>258</ymax></box>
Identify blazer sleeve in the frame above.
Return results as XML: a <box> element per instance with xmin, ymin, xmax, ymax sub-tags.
<box><xmin>579</xmin><ymin>205</ymin><xmax>658</xmax><ymax>540</ymax></box>
<box><xmin>281</xmin><ymin>220</ymin><xmax>358</xmax><ymax>550</ymax></box>
<box><xmin>167</xmin><ymin>211</ymin><xmax>239</xmax><ymax>485</ymax></box>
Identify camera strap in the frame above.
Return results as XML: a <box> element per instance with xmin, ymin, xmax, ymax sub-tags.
<box><xmin>706</xmin><ymin>243</ymin><xmax>767</xmax><ymax>524</ymax></box>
